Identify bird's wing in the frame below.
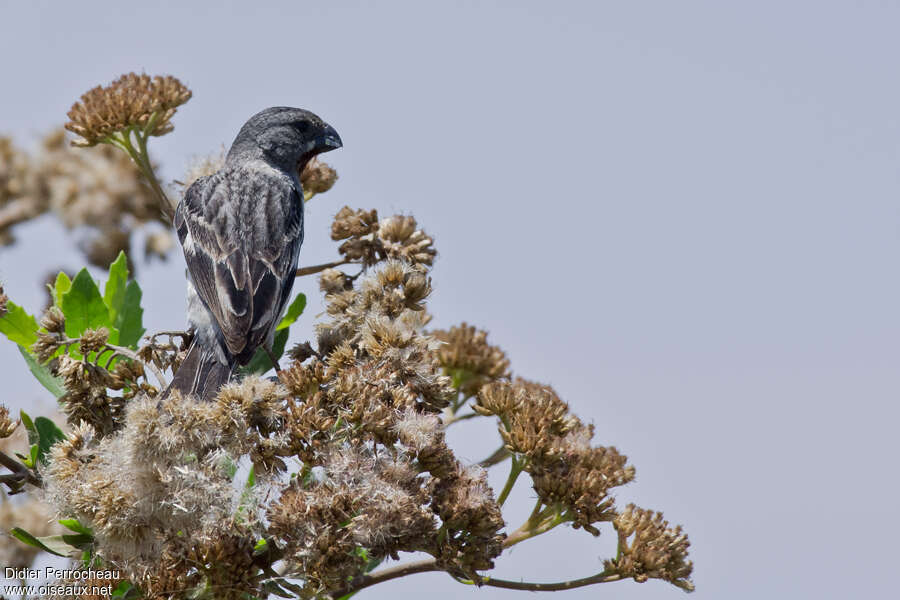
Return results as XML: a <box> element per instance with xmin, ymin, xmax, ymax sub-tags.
<box><xmin>174</xmin><ymin>167</ymin><xmax>303</xmax><ymax>362</ymax></box>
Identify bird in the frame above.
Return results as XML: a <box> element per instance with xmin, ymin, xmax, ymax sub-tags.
<box><xmin>165</xmin><ymin>107</ymin><xmax>342</xmax><ymax>401</ymax></box>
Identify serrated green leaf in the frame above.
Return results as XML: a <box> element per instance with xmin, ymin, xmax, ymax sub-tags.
<box><xmin>239</xmin><ymin>328</ymin><xmax>289</xmax><ymax>376</ymax></box>
<box><xmin>34</xmin><ymin>416</ymin><xmax>67</xmax><ymax>464</ymax></box>
<box><xmin>61</xmin><ymin>269</ymin><xmax>111</xmax><ymax>338</ymax></box>
<box><xmin>277</xmin><ymin>293</ymin><xmax>306</xmax><ymax>330</ymax></box>
<box><xmin>19</xmin><ymin>345</ymin><xmax>66</xmax><ymax>398</ymax></box>
<box><xmin>51</xmin><ymin>272</ymin><xmax>72</xmax><ymax>307</ymax></box>
<box><xmin>10</xmin><ymin>527</ymin><xmax>68</xmax><ymax>557</ymax></box>
<box><xmin>115</xmin><ymin>280</ymin><xmax>144</xmax><ymax>348</ymax></box>
<box><xmin>59</xmin><ymin>518</ymin><xmax>93</xmax><ymax>535</ymax></box>
<box><xmin>104</xmin><ymin>252</ymin><xmax>129</xmax><ymax>314</ymax></box>
<box><xmin>0</xmin><ymin>300</ymin><xmax>38</xmax><ymax>347</ymax></box>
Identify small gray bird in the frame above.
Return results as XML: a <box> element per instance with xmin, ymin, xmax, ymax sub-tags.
<box><xmin>166</xmin><ymin>107</ymin><xmax>341</xmax><ymax>401</ymax></box>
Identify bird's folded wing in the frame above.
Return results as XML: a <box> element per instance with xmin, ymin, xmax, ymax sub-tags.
<box><xmin>175</xmin><ymin>169</ymin><xmax>303</xmax><ymax>361</ymax></box>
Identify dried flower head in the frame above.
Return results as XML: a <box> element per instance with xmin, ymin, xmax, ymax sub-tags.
<box><xmin>432</xmin><ymin>323</ymin><xmax>510</xmax><ymax>396</ymax></box>
<box><xmin>332</xmin><ymin>206</ymin><xmax>379</xmax><ymax>241</ymax></box>
<box><xmin>40</xmin><ymin>305</ymin><xmax>65</xmax><ymax>333</ymax></box>
<box><xmin>0</xmin><ymin>284</ymin><xmax>6</xmax><ymax>317</ymax></box>
<box><xmin>65</xmin><ymin>73</ymin><xmax>192</xmax><ymax>146</ymax></box>
<box><xmin>476</xmin><ymin>379</ymin><xmax>635</xmax><ymax>532</ymax></box>
<box><xmin>0</xmin><ymin>137</ymin><xmax>42</xmax><ymax>246</ymax></box>
<box><xmin>180</xmin><ymin>148</ymin><xmax>226</xmax><ymax>190</ymax></box>
<box><xmin>79</xmin><ymin>327</ymin><xmax>109</xmax><ymax>354</ymax></box>
<box><xmin>301</xmin><ymin>156</ymin><xmax>339</xmax><ymax>198</ymax></box>
<box><xmin>0</xmin><ymin>404</ymin><xmax>18</xmax><ymax>438</ymax></box>
<box><xmin>606</xmin><ymin>504</ymin><xmax>694</xmax><ymax>591</ymax></box>
<box><xmin>378</xmin><ymin>215</ymin><xmax>437</xmax><ymax>266</ymax></box>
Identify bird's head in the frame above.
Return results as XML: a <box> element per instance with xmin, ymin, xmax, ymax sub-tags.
<box><xmin>227</xmin><ymin>106</ymin><xmax>342</xmax><ymax>172</ymax></box>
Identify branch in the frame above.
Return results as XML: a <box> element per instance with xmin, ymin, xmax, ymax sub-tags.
<box><xmin>478</xmin><ymin>445</ymin><xmax>510</xmax><ymax>468</ymax></box>
<box><xmin>469</xmin><ymin>570</ymin><xmax>624</xmax><ymax>591</ymax></box>
<box><xmin>295</xmin><ymin>259</ymin><xmax>353</xmax><ymax>277</ymax></box>
<box><xmin>327</xmin><ymin>558</ymin><xmax>441</xmax><ymax>598</ymax></box>
<box><xmin>103</xmin><ymin>343</ymin><xmax>168</xmax><ymax>388</ymax></box>
<box><xmin>0</xmin><ymin>450</ymin><xmax>41</xmax><ymax>488</ymax></box>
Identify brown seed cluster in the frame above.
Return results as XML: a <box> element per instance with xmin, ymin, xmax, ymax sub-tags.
<box><xmin>476</xmin><ymin>379</ymin><xmax>635</xmax><ymax>533</ymax></box>
<box><xmin>431</xmin><ymin>323</ymin><xmax>510</xmax><ymax>396</ymax></box>
<box><xmin>65</xmin><ymin>73</ymin><xmax>192</xmax><ymax>147</ymax></box>
<box><xmin>606</xmin><ymin>504</ymin><xmax>695</xmax><ymax>591</ymax></box>
<box><xmin>33</xmin><ymin>195</ymin><xmax>692</xmax><ymax>596</ymax></box>
<box><xmin>331</xmin><ymin>206</ymin><xmax>437</xmax><ymax>267</ymax></box>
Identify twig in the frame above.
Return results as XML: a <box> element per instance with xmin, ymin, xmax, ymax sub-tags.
<box><xmin>295</xmin><ymin>259</ymin><xmax>353</xmax><ymax>277</ymax></box>
<box><xmin>477</xmin><ymin>446</ymin><xmax>510</xmax><ymax>468</ymax></box>
<box><xmin>103</xmin><ymin>343</ymin><xmax>168</xmax><ymax>388</ymax></box>
<box><xmin>0</xmin><ymin>450</ymin><xmax>41</xmax><ymax>488</ymax></box>
<box><xmin>503</xmin><ymin>504</ymin><xmax>569</xmax><ymax>548</ymax></box>
<box><xmin>327</xmin><ymin>558</ymin><xmax>441</xmax><ymax>598</ymax></box>
<box><xmin>466</xmin><ymin>570</ymin><xmax>624</xmax><ymax>591</ymax></box>
<box><xmin>441</xmin><ymin>411</ymin><xmax>480</xmax><ymax>428</ymax></box>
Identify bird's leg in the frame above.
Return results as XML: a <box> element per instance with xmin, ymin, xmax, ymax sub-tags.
<box><xmin>263</xmin><ymin>345</ymin><xmax>282</xmax><ymax>373</ymax></box>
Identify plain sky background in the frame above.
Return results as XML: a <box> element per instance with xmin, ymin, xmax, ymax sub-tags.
<box><xmin>1</xmin><ymin>1</ymin><xmax>898</xmax><ymax>598</ymax></box>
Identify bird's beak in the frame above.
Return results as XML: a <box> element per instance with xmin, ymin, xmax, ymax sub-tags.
<box><xmin>318</xmin><ymin>124</ymin><xmax>342</xmax><ymax>152</ymax></box>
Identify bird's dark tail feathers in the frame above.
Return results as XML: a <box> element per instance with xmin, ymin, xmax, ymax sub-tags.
<box><xmin>162</xmin><ymin>341</ymin><xmax>234</xmax><ymax>402</ymax></box>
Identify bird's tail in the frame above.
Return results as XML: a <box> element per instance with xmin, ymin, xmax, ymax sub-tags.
<box><xmin>162</xmin><ymin>340</ymin><xmax>234</xmax><ymax>402</ymax></box>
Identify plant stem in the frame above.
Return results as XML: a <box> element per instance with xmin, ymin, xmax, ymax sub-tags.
<box><xmin>478</xmin><ymin>445</ymin><xmax>510</xmax><ymax>468</ymax></box>
<box><xmin>496</xmin><ymin>455</ymin><xmax>524</xmax><ymax>506</ymax></box>
<box><xmin>102</xmin><ymin>343</ymin><xmax>168</xmax><ymax>388</ymax></box>
<box><xmin>464</xmin><ymin>570</ymin><xmax>624</xmax><ymax>591</ymax></box>
<box><xmin>441</xmin><ymin>411</ymin><xmax>480</xmax><ymax>428</ymax></box>
<box><xmin>327</xmin><ymin>558</ymin><xmax>441</xmax><ymax>599</ymax></box>
<box><xmin>295</xmin><ymin>259</ymin><xmax>354</xmax><ymax>277</ymax></box>
<box><xmin>503</xmin><ymin>504</ymin><xmax>569</xmax><ymax>548</ymax></box>
<box><xmin>0</xmin><ymin>450</ymin><xmax>40</xmax><ymax>488</ymax></box>
<box><xmin>109</xmin><ymin>123</ymin><xmax>174</xmax><ymax>221</ymax></box>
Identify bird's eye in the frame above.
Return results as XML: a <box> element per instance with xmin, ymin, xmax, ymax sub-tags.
<box><xmin>293</xmin><ymin>122</ymin><xmax>310</xmax><ymax>133</ymax></box>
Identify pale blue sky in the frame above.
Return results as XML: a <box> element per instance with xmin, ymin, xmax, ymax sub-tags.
<box><xmin>1</xmin><ymin>1</ymin><xmax>898</xmax><ymax>598</ymax></box>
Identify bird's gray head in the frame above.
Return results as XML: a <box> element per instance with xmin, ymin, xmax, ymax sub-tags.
<box><xmin>226</xmin><ymin>106</ymin><xmax>342</xmax><ymax>172</ymax></box>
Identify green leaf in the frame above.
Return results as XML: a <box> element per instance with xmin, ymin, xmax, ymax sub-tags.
<box><xmin>110</xmin><ymin>581</ymin><xmax>135</xmax><ymax>599</ymax></box>
<box><xmin>0</xmin><ymin>300</ymin><xmax>38</xmax><ymax>347</ymax></box>
<box><xmin>245</xmin><ymin>464</ymin><xmax>256</xmax><ymax>489</ymax></box>
<box><xmin>19</xmin><ymin>410</ymin><xmax>35</xmax><ymax>437</ymax></box>
<box><xmin>59</xmin><ymin>518</ymin><xmax>93</xmax><ymax>535</ymax></box>
<box><xmin>104</xmin><ymin>252</ymin><xmax>129</xmax><ymax>314</ymax></box>
<box><xmin>61</xmin><ymin>269</ymin><xmax>111</xmax><ymax>338</ymax></box>
<box><xmin>19</xmin><ymin>346</ymin><xmax>66</xmax><ymax>398</ymax></box>
<box><xmin>239</xmin><ymin>328</ymin><xmax>289</xmax><ymax>376</ymax></box>
<box><xmin>104</xmin><ymin>252</ymin><xmax>129</xmax><ymax>345</ymax></box>
<box><xmin>277</xmin><ymin>293</ymin><xmax>306</xmax><ymax>330</ymax></box>
<box><xmin>16</xmin><ymin>444</ymin><xmax>38</xmax><ymax>469</ymax></box>
<box><xmin>10</xmin><ymin>527</ymin><xmax>68</xmax><ymax>557</ymax></box>
<box><xmin>253</xmin><ymin>538</ymin><xmax>268</xmax><ymax>555</ymax></box>
<box><xmin>50</xmin><ymin>272</ymin><xmax>72</xmax><ymax>307</ymax></box>
<box><xmin>224</xmin><ymin>456</ymin><xmax>238</xmax><ymax>481</ymax></box>
<box><xmin>115</xmin><ymin>280</ymin><xmax>145</xmax><ymax>348</ymax></box>
<box><xmin>34</xmin><ymin>416</ymin><xmax>67</xmax><ymax>464</ymax></box>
